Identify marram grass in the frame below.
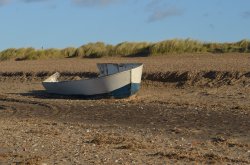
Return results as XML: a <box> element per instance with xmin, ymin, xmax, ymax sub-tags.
<box><xmin>0</xmin><ymin>39</ymin><xmax>249</xmax><ymax>61</ymax></box>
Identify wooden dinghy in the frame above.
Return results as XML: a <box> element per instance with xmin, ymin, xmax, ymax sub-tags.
<box><xmin>42</xmin><ymin>63</ymin><xmax>143</xmax><ymax>98</ymax></box>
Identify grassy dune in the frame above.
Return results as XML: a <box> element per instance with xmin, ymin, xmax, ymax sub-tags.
<box><xmin>0</xmin><ymin>39</ymin><xmax>250</xmax><ymax>61</ymax></box>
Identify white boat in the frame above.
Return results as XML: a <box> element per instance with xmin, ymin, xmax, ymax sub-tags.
<box><xmin>42</xmin><ymin>63</ymin><xmax>143</xmax><ymax>98</ymax></box>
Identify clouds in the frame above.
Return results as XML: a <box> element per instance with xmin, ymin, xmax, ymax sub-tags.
<box><xmin>146</xmin><ymin>0</ymin><xmax>184</xmax><ymax>23</ymax></box>
<box><xmin>147</xmin><ymin>7</ymin><xmax>184</xmax><ymax>23</ymax></box>
<box><xmin>0</xmin><ymin>0</ymin><xmax>10</xmax><ymax>6</ymax></box>
<box><xmin>72</xmin><ymin>0</ymin><xmax>120</xmax><ymax>7</ymax></box>
<box><xmin>0</xmin><ymin>0</ymin><xmax>121</xmax><ymax>7</ymax></box>
<box><xmin>21</xmin><ymin>0</ymin><xmax>121</xmax><ymax>7</ymax></box>
<box><xmin>22</xmin><ymin>0</ymin><xmax>50</xmax><ymax>3</ymax></box>
<box><xmin>0</xmin><ymin>0</ymin><xmax>50</xmax><ymax>6</ymax></box>
<box><xmin>242</xmin><ymin>11</ymin><xmax>250</xmax><ymax>19</ymax></box>
<box><xmin>21</xmin><ymin>0</ymin><xmax>120</xmax><ymax>6</ymax></box>
<box><xmin>209</xmin><ymin>24</ymin><xmax>215</xmax><ymax>30</ymax></box>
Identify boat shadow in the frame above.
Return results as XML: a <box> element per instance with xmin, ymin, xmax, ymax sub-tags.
<box><xmin>20</xmin><ymin>90</ymin><xmax>112</xmax><ymax>100</ymax></box>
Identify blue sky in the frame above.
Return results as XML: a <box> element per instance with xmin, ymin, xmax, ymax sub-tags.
<box><xmin>0</xmin><ymin>0</ymin><xmax>250</xmax><ymax>50</ymax></box>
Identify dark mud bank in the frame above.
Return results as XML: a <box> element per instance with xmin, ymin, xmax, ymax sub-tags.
<box><xmin>0</xmin><ymin>71</ymin><xmax>250</xmax><ymax>87</ymax></box>
<box><xmin>144</xmin><ymin>71</ymin><xmax>250</xmax><ymax>86</ymax></box>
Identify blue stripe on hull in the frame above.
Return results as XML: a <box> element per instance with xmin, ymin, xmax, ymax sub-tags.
<box><xmin>83</xmin><ymin>83</ymin><xmax>140</xmax><ymax>99</ymax></box>
<box><xmin>110</xmin><ymin>83</ymin><xmax>141</xmax><ymax>98</ymax></box>
<box><xmin>45</xmin><ymin>83</ymin><xmax>141</xmax><ymax>99</ymax></box>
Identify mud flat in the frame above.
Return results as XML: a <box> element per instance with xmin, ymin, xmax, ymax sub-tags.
<box><xmin>0</xmin><ymin>55</ymin><xmax>250</xmax><ymax>164</ymax></box>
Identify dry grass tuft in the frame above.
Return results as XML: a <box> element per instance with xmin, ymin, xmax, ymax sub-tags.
<box><xmin>0</xmin><ymin>39</ymin><xmax>250</xmax><ymax>61</ymax></box>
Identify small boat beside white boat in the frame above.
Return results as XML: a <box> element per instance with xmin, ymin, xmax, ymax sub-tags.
<box><xmin>42</xmin><ymin>63</ymin><xmax>143</xmax><ymax>98</ymax></box>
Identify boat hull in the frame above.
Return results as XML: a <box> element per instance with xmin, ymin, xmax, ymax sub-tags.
<box><xmin>42</xmin><ymin>63</ymin><xmax>143</xmax><ymax>98</ymax></box>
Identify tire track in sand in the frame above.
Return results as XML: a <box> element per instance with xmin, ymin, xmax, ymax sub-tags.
<box><xmin>0</xmin><ymin>94</ymin><xmax>60</xmax><ymax>118</ymax></box>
